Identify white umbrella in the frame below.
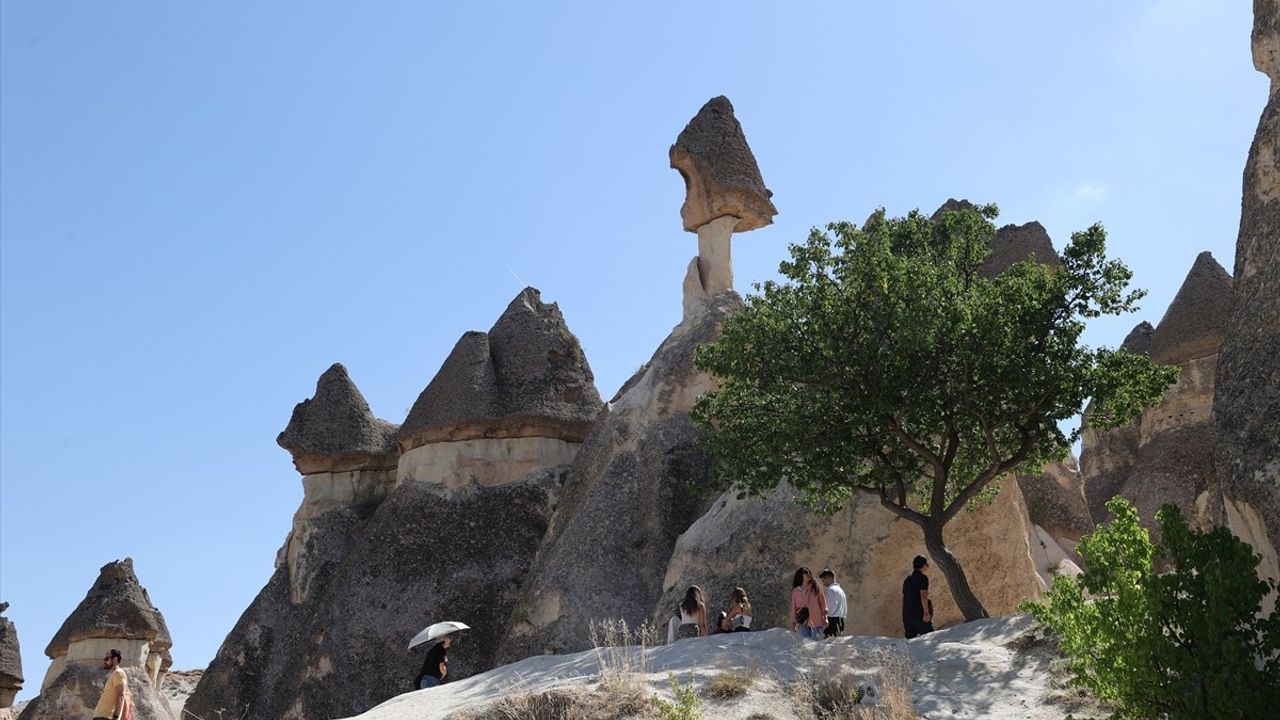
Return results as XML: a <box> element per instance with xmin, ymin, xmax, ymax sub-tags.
<box><xmin>407</xmin><ymin>621</ymin><xmax>470</xmax><ymax>650</ymax></box>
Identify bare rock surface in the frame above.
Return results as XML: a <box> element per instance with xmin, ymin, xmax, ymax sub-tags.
<box><xmin>981</xmin><ymin>221</ymin><xmax>1060</xmax><ymax>278</ymax></box>
<box><xmin>1213</xmin><ymin>0</ymin><xmax>1280</xmax><ymax>609</ymax></box>
<box><xmin>45</xmin><ymin>559</ymin><xmax>172</xmax><ymax>676</ymax></box>
<box><xmin>1082</xmin><ymin>253</ymin><xmax>1231</xmax><ymax>539</ymax></box>
<box><xmin>658</xmin><ymin>481</ymin><xmax>1046</xmax><ymax>639</ymax></box>
<box><xmin>158</xmin><ymin>669</ymin><xmax>201</xmax><ymax>719</ymax></box>
<box><xmin>18</xmin><ymin>666</ymin><xmax>171</xmax><ymax>720</ymax></box>
<box><xmin>277</xmin><ymin>363</ymin><xmax>400</xmax><ymax>475</ymax></box>
<box><xmin>1016</xmin><ymin>457</ymin><xmax>1093</xmax><ymax>559</ymax></box>
<box><xmin>495</xmin><ymin>295</ymin><xmax>737</xmax><ymax>664</ymax></box>
<box><xmin>0</xmin><ymin>604</ymin><xmax>21</xmax><ymax>713</ymax></box>
<box><xmin>398</xmin><ymin>287</ymin><xmax>601</xmax><ymax>450</ymax></box>
<box><xmin>346</xmin><ymin>615</ymin><xmax>1090</xmax><ymax>720</ymax></box>
<box><xmin>670</xmin><ymin>96</ymin><xmax>777</xmax><ymax>233</ymax></box>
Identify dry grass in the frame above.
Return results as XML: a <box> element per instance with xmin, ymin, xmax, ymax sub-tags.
<box><xmin>790</xmin><ymin>646</ymin><xmax>916</xmax><ymax>720</ymax></box>
<box><xmin>703</xmin><ymin>669</ymin><xmax>756</xmax><ymax>699</ymax></box>
<box><xmin>588</xmin><ymin>618</ymin><xmax>658</xmax><ymax>696</ymax></box>
<box><xmin>457</xmin><ymin>684</ymin><xmax>650</xmax><ymax>720</ymax></box>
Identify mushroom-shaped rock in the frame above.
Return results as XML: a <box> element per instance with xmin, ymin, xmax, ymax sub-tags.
<box><xmin>1121</xmin><ymin>321</ymin><xmax>1155</xmax><ymax>355</ymax></box>
<box><xmin>1148</xmin><ymin>251</ymin><xmax>1233</xmax><ymax>365</ymax></box>
<box><xmin>0</xmin><ymin>603</ymin><xmax>21</xmax><ymax>712</ymax></box>
<box><xmin>45</xmin><ymin>560</ymin><xmax>172</xmax><ymax>665</ymax></box>
<box><xmin>278</xmin><ymin>363</ymin><xmax>400</xmax><ymax>475</ymax></box>
<box><xmin>981</xmin><ymin>221</ymin><xmax>1060</xmax><ymax>278</ymax></box>
<box><xmin>670</xmin><ymin>96</ymin><xmax>777</xmax><ymax>234</ymax></box>
<box><xmin>398</xmin><ymin>287</ymin><xmax>602</xmax><ymax>451</ymax></box>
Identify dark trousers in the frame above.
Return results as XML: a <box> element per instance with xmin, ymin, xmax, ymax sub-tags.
<box><xmin>903</xmin><ymin>616</ymin><xmax>934</xmax><ymax>639</ymax></box>
<box><xmin>824</xmin><ymin>616</ymin><xmax>845</xmax><ymax>637</ymax></box>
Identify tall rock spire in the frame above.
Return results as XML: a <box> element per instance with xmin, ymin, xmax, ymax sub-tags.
<box><xmin>670</xmin><ymin>96</ymin><xmax>777</xmax><ymax>310</ymax></box>
<box><xmin>1149</xmin><ymin>251</ymin><xmax>1233</xmax><ymax>365</ymax></box>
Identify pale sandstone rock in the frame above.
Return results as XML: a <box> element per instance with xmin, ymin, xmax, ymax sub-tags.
<box><xmin>1016</xmin><ymin>457</ymin><xmax>1092</xmax><ymax>561</ymax></box>
<box><xmin>656</xmin><ymin>481</ymin><xmax>1045</xmax><ymax>637</ymax></box>
<box><xmin>669</xmin><ymin>96</ymin><xmax>776</xmax><ymax>233</ymax></box>
<box><xmin>397</xmin><ymin>436</ymin><xmax>579</xmax><ymax>488</ymax></box>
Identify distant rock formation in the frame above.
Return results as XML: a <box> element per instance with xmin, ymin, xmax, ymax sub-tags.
<box><xmin>1213</xmin><ymin>0</ymin><xmax>1280</xmax><ymax>611</ymax></box>
<box><xmin>930</xmin><ymin>198</ymin><xmax>1062</xmax><ymax>278</ymax></box>
<box><xmin>19</xmin><ymin>560</ymin><xmax>173</xmax><ymax>720</ymax></box>
<box><xmin>0</xmin><ymin>603</ymin><xmax>21</xmax><ymax>720</ymax></box>
<box><xmin>1017</xmin><ymin>457</ymin><xmax>1093</xmax><ymax>563</ymax></box>
<box><xmin>1082</xmin><ymin>253</ymin><xmax>1233</xmax><ymax>541</ymax></box>
<box><xmin>186</xmin><ymin>289</ymin><xmax>600</xmax><ymax>720</ymax></box>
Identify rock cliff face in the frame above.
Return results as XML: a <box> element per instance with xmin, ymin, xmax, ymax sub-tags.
<box><xmin>1016</xmin><ymin>457</ymin><xmax>1093</xmax><ymax>561</ymax></box>
<box><xmin>1213</xmin><ymin>0</ymin><xmax>1280</xmax><ymax>609</ymax></box>
<box><xmin>186</xmin><ymin>289</ymin><xmax>599</xmax><ymax>720</ymax></box>
<box><xmin>657</xmin><ymin>480</ymin><xmax>1047</xmax><ymax>637</ymax></box>
<box><xmin>0</xmin><ymin>604</ymin><xmax>21</xmax><ymax>720</ymax></box>
<box><xmin>19</xmin><ymin>560</ymin><xmax>173</xmax><ymax>720</ymax></box>
<box><xmin>1081</xmin><ymin>253</ymin><xmax>1233</xmax><ymax>540</ymax></box>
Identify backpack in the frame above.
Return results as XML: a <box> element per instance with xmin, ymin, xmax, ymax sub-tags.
<box><xmin>120</xmin><ymin>679</ymin><xmax>136</xmax><ymax>720</ymax></box>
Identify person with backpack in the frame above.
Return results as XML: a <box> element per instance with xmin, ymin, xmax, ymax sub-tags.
<box><xmin>790</xmin><ymin>567</ymin><xmax>828</xmax><ymax>640</ymax></box>
<box><xmin>92</xmin><ymin>648</ymin><xmax>133</xmax><ymax>720</ymax></box>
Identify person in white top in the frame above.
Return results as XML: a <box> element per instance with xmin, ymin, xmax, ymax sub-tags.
<box><xmin>667</xmin><ymin>585</ymin><xmax>709</xmax><ymax>643</ymax></box>
<box><xmin>819</xmin><ymin>568</ymin><xmax>848</xmax><ymax>637</ymax></box>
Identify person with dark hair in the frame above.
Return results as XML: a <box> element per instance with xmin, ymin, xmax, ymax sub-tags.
<box><xmin>790</xmin><ymin>567</ymin><xmax>828</xmax><ymax>640</ymax></box>
<box><xmin>414</xmin><ymin>636</ymin><xmax>452</xmax><ymax>689</ymax></box>
<box><xmin>670</xmin><ymin>586</ymin><xmax>708</xmax><ymax>641</ymax></box>
<box><xmin>902</xmin><ymin>555</ymin><xmax>934</xmax><ymax>639</ymax></box>
<box><xmin>720</xmin><ymin>586</ymin><xmax>754</xmax><ymax>632</ymax></box>
<box><xmin>819</xmin><ymin>568</ymin><xmax>848</xmax><ymax>637</ymax></box>
<box><xmin>92</xmin><ymin>648</ymin><xmax>128</xmax><ymax>720</ymax></box>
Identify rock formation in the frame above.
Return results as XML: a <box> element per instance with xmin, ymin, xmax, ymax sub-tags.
<box><xmin>1213</xmin><ymin>0</ymin><xmax>1280</xmax><ymax>609</ymax></box>
<box><xmin>658</xmin><ymin>480</ymin><xmax>1048</xmax><ymax>637</ymax></box>
<box><xmin>1081</xmin><ymin>253</ymin><xmax>1233</xmax><ymax>540</ymax></box>
<box><xmin>1017</xmin><ymin>457</ymin><xmax>1093</xmax><ymax>563</ymax></box>
<box><xmin>671</xmin><ymin>96</ymin><xmax>777</xmax><ymax>308</ymax></box>
<box><xmin>0</xmin><ymin>604</ymin><xmax>21</xmax><ymax>720</ymax></box>
<box><xmin>186</xmin><ymin>289</ymin><xmax>601</xmax><ymax>720</ymax></box>
<box><xmin>19</xmin><ymin>559</ymin><xmax>173</xmax><ymax>720</ymax></box>
<box><xmin>277</xmin><ymin>363</ymin><xmax>400</xmax><ymax>605</ymax></box>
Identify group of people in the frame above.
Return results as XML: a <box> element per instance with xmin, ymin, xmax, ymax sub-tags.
<box><xmin>670</xmin><ymin>555</ymin><xmax>937</xmax><ymax>643</ymax></box>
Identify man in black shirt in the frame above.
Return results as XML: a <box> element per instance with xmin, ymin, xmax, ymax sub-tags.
<box><xmin>902</xmin><ymin>555</ymin><xmax>934</xmax><ymax>639</ymax></box>
<box><xmin>415</xmin><ymin>636</ymin><xmax>452</xmax><ymax>690</ymax></box>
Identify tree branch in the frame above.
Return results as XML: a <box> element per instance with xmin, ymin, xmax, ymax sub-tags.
<box><xmin>941</xmin><ymin>427</ymin><xmax>1038</xmax><ymax>521</ymax></box>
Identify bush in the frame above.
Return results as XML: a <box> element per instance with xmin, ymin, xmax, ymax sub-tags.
<box><xmin>1024</xmin><ymin>497</ymin><xmax>1280</xmax><ymax>718</ymax></box>
<box><xmin>651</xmin><ymin>673</ymin><xmax>702</xmax><ymax>720</ymax></box>
<box><xmin>703</xmin><ymin>670</ymin><xmax>755</xmax><ymax>699</ymax></box>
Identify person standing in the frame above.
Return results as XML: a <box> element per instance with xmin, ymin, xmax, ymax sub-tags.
<box><xmin>92</xmin><ymin>648</ymin><xmax>128</xmax><ymax>720</ymax></box>
<box><xmin>819</xmin><ymin>569</ymin><xmax>848</xmax><ymax>637</ymax></box>
<box><xmin>902</xmin><ymin>555</ymin><xmax>934</xmax><ymax>639</ymax></box>
<box><xmin>790</xmin><ymin>567</ymin><xmax>828</xmax><ymax>640</ymax></box>
<box><xmin>415</xmin><ymin>636</ymin><xmax>453</xmax><ymax>690</ymax></box>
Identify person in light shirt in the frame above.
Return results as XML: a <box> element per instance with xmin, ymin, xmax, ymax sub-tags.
<box><xmin>819</xmin><ymin>568</ymin><xmax>848</xmax><ymax>637</ymax></box>
<box><xmin>92</xmin><ymin>648</ymin><xmax>128</xmax><ymax>720</ymax></box>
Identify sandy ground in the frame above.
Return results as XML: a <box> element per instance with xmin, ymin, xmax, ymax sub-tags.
<box><xmin>346</xmin><ymin>615</ymin><xmax>1101</xmax><ymax>720</ymax></box>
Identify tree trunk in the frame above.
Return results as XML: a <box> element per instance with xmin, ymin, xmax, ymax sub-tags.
<box><xmin>921</xmin><ymin>520</ymin><xmax>989</xmax><ymax>622</ymax></box>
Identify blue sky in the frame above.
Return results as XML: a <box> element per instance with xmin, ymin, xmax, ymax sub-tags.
<box><xmin>0</xmin><ymin>1</ymin><xmax>1266</xmax><ymax>699</ymax></box>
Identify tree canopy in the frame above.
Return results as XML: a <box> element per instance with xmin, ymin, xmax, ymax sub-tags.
<box><xmin>692</xmin><ymin>204</ymin><xmax>1178</xmax><ymax>620</ymax></box>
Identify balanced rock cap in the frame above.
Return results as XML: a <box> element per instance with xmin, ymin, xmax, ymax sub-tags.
<box><xmin>1149</xmin><ymin>251</ymin><xmax>1234</xmax><ymax>365</ymax></box>
<box><xmin>1121</xmin><ymin>321</ymin><xmax>1156</xmax><ymax>355</ymax></box>
<box><xmin>399</xmin><ymin>287</ymin><xmax>602</xmax><ymax>451</ymax></box>
<box><xmin>981</xmin><ymin>221</ymin><xmax>1060</xmax><ymax>278</ymax></box>
<box><xmin>0</xmin><ymin>602</ymin><xmax>21</xmax><ymax>691</ymax></box>
<box><xmin>277</xmin><ymin>363</ymin><xmax>400</xmax><ymax>475</ymax></box>
<box><xmin>670</xmin><ymin>96</ymin><xmax>777</xmax><ymax>233</ymax></box>
<box><xmin>45</xmin><ymin>559</ymin><xmax>172</xmax><ymax>660</ymax></box>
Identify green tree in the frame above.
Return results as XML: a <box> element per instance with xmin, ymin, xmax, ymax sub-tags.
<box><xmin>1024</xmin><ymin>498</ymin><xmax>1280</xmax><ymax>718</ymax></box>
<box><xmin>692</xmin><ymin>204</ymin><xmax>1177</xmax><ymax>620</ymax></box>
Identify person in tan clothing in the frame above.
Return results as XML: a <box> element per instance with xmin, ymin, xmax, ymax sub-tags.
<box><xmin>92</xmin><ymin>648</ymin><xmax>128</xmax><ymax>720</ymax></box>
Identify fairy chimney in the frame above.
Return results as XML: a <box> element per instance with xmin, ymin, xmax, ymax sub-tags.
<box><xmin>41</xmin><ymin>559</ymin><xmax>172</xmax><ymax>690</ymax></box>
<box><xmin>670</xmin><ymin>96</ymin><xmax>776</xmax><ymax>310</ymax></box>
<box><xmin>0</xmin><ymin>603</ymin><xmax>21</xmax><ymax>716</ymax></box>
<box><xmin>396</xmin><ymin>287</ymin><xmax>602</xmax><ymax>487</ymax></box>
<box><xmin>276</xmin><ymin>364</ymin><xmax>400</xmax><ymax>603</ymax></box>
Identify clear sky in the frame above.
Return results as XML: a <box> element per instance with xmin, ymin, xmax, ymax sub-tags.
<box><xmin>0</xmin><ymin>1</ymin><xmax>1267</xmax><ymax>700</ymax></box>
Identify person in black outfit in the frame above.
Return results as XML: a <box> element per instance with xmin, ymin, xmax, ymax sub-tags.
<box><xmin>902</xmin><ymin>555</ymin><xmax>934</xmax><ymax>639</ymax></box>
<box><xmin>415</xmin><ymin>636</ymin><xmax>452</xmax><ymax>690</ymax></box>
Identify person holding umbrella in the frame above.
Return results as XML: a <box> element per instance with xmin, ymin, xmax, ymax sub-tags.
<box><xmin>408</xmin><ymin>621</ymin><xmax>469</xmax><ymax>690</ymax></box>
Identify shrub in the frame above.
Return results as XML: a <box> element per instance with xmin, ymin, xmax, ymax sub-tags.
<box><xmin>703</xmin><ymin>670</ymin><xmax>755</xmax><ymax>699</ymax></box>
<box><xmin>651</xmin><ymin>673</ymin><xmax>702</xmax><ymax>720</ymax></box>
<box><xmin>1024</xmin><ymin>497</ymin><xmax>1280</xmax><ymax>718</ymax></box>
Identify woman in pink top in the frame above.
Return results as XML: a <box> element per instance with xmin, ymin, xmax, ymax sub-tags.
<box><xmin>790</xmin><ymin>566</ymin><xmax>828</xmax><ymax>640</ymax></box>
